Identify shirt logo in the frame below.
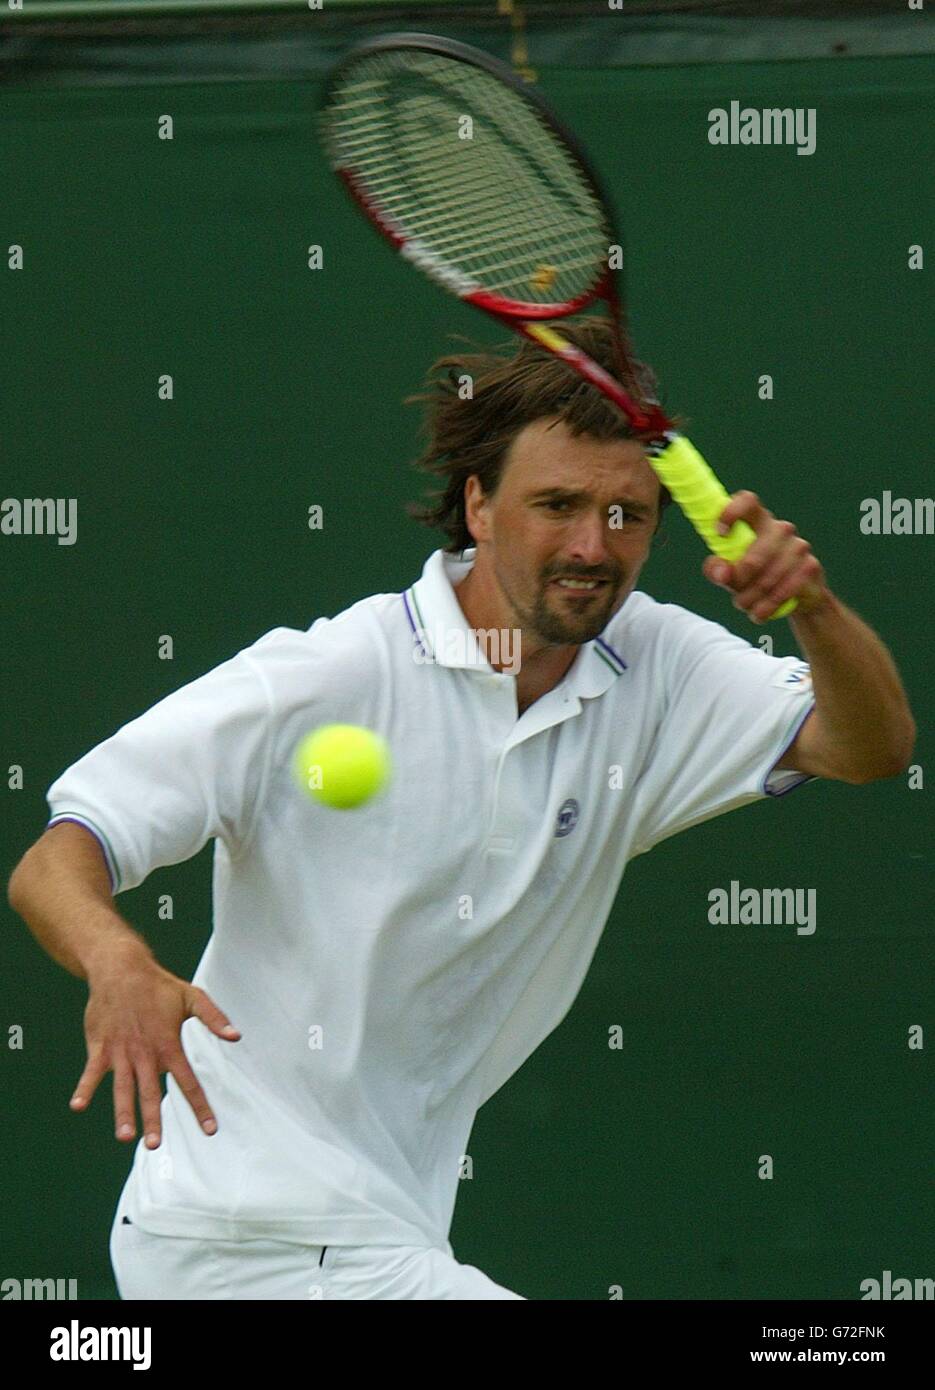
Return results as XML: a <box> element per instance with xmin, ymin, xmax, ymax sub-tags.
<box><xmin>555</xmin><ymin>798</ymin><xmax>580</xmax><ymax>838</ymax></box>
<box><xmin>772</xmin><ymin>661</ymin><xmax>812</xmax><ymax>691</ymax></box>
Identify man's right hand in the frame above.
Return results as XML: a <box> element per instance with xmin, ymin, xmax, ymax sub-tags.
<box><xmin>71</xmin><ymin>941</ymin><xmax>241</xmax><ymax>1149</ymax></box>
<box><xmin>7</xmin><ymin>821</ymin><xmax>241</xmax><ymax>1149</ymax></box>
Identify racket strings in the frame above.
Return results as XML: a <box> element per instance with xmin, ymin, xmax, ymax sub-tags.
<box><xmin>323</xmin><ymin>48</ymin><xmax>609</xmax><ymax>305</ymax></box>
<box><xmin>358</xmin><ymin>157</ymin><xmax>596</xmax><ymax>271</ymax></box>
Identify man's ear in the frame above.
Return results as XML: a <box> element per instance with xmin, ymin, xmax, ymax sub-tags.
<box><xmin>464</xmin><ymin>475</ymin><xmax>491</xmax><ymax>544</ymax></box>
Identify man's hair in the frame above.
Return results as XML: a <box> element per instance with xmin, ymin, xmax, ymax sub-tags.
<box><xmin>405</xmin><ymin>314</ymin><xmax>677</xmax><ymax>554</ymax></box>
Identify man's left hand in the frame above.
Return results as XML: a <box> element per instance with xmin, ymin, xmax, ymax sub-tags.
<box><xmin>703</xmin><ymin>491</ymin><xmax>828</xmax><ymax>623</ymax></box>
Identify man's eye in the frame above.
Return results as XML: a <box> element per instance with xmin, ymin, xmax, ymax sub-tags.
<box><xmin>539</xmin><ymin>500</ymin><xmax>644</xmax><ymax>522</ymax></box>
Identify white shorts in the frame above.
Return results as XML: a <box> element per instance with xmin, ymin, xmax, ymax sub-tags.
<box><xmin>109</xmin><ymin>1205</ymin><xmax>525</xmax><ymax>1301</ymax></box>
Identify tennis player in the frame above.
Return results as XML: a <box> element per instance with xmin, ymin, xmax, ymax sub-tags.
<box><xmin>8</xmin><ymin>318</ymin><xmax>914</xmax><ymax>1300</ymax></box>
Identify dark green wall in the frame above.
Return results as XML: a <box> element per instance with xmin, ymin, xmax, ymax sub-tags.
<box><xmin>2</xmin><ymin>33</ymin><xmax>932</xmax><ymax>1299</ymax></box>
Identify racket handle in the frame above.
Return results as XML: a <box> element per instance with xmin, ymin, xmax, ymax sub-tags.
<box><xmin>647</xmin><ymin>433</ymin><xmax>796</xmax><ymax>621</ymax></box>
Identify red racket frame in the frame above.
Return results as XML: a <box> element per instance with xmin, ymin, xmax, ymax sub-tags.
<box><xmin>324</xmin><ymin>33</ymin><xmax>672</xmax><ymax>440</ymax></box>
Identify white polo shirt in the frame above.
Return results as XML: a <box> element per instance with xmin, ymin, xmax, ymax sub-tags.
<box><xmin>46</xmin><ymin>547</ymin><xmax>816</xmax><ymax>1249</ymax></box>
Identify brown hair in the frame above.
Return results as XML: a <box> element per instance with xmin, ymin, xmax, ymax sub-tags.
<box><xmin>405</xmin><ymin>314</ymin><xmax>676</xmax><ymax>554</ymax></box>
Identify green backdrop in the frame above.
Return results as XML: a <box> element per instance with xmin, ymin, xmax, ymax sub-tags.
<box><xmin>1</xmin><ymin>6</ymin><xmax>932</xmax><ymax>1300</ymax></box>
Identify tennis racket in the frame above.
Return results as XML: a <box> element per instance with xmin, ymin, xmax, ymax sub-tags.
<box><xmin>319</xmin><ymin>32</ymin><xmax>794</xmax><ymax>620</ymax></box>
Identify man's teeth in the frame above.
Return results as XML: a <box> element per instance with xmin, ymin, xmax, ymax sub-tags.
<box><xmin>555</xmin><ymin>578</ymin><xmax>601</xmax><ymax>589</ymax></box>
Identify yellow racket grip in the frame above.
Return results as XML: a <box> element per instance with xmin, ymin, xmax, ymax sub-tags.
<box><xmin>647</xmin><ymin>433</ymin><xmax>796</xmax><ymax>621</ymax></box>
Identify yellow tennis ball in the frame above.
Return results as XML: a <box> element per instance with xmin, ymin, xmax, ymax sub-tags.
<box><xmin>292</xmin><ymin>724</ymin><xmax>390</xmax><ymax>809</ymax></box>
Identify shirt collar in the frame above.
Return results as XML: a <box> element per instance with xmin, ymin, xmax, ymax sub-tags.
<box><xmin>403</xmin><ymin>548</ymin><xmax>627</xmax><ymax>700</ymax></box>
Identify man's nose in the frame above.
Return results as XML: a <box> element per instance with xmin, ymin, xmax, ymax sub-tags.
<box><xmin>565</xmin><ymin>512</ymin><xmax>612</xmax><ymax>567</ymax></box>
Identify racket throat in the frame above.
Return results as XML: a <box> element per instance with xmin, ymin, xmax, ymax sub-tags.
<box><xmin>518</xmin><ymin>321</ymin><xmax>667</xmax><ymax>435</ymax></box>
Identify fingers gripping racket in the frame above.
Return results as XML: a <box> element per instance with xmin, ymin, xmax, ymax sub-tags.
<box><xmin>319</xmin><ymin>33</ymin><xmax>794</xmax><ymax>620</ymax></box>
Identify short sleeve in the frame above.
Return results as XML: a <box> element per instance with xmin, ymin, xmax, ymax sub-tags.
<box><xmin>45</xmin><ymin>638</ymin><xmax>277</xmax><ymax>894</ymax></box>
<box><xmin>631</xmin><ymin>608</ymin><xmax>817</xmax><ymax>856</ymax></box>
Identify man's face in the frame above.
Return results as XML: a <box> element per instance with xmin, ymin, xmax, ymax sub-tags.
<box><xmin>464</xmin><ymin>415</ymin><xmax>661</xmax><ymax>647</ymax></box>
